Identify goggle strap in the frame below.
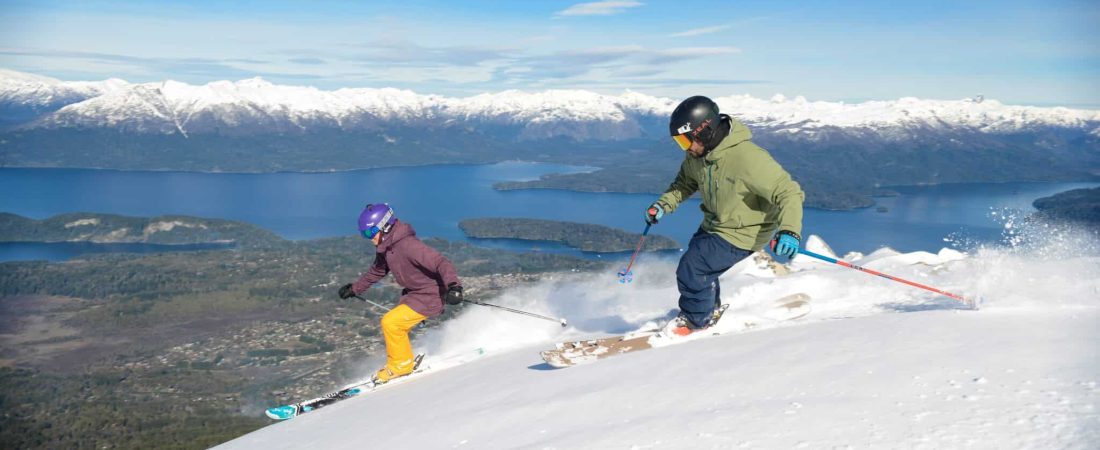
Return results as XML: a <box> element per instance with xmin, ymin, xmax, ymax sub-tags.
<box><xmin>377</xmin><ymin>209</ymin><xmax>394</xmax><ymax>233</ymax></box>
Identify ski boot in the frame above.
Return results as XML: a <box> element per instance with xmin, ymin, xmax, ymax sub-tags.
<box><xmin>664</xmin><ymin>303</ymin><xmax>730</xmax><ymax>337</ymax></box>
<box><xmin>370</xmin><ymin>354</ymin><xmax>425</xmax><ymax>386</ymax></box>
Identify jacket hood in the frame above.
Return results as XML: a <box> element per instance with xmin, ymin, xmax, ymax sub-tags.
<box><xmin>705</xmin><ymin>116</ymin><xmax>753</xmax><ymax>162</ymax></box>
<box><xmin>377</xmin><ymin>220</ymin><xmax>414</xmax><ymax>252</ymax></box>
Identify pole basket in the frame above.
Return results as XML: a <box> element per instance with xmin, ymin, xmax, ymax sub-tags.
<box><xmin>617</xmin><ymin>268</ymin><xmax>634</xmax><ymax>284</ymax></box>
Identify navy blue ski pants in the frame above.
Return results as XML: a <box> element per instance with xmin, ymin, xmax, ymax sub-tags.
<box><xmin>676</xmin><ymin>229</ymin><xmax>754</xmax><ymax>328</ymax></box>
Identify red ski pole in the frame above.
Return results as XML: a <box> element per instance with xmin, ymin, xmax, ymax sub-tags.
<box><xmin>617</xmin><ymin>223</ymin><xmax>651</xmax><ymax>283</ymax></box>
<box><xmin>797</xmin><ymin>248</ymin><xmax>979</xmax><ymax>309</ymax></box>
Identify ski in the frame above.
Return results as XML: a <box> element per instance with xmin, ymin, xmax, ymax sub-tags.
<box><xmin>540</xmin><ymin>293</ymin><xmax>811</xmax><ymax>368</ymax></box>
<box><xmin>265</xmin><ymin>354</ymin><xmax>425</xmax><ymax>420</ymax></box>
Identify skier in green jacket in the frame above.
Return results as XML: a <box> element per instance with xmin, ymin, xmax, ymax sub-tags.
<box><xmin>647</xmin><ymin>96</ymin><xmax>805</xmax><ymax>336</ymax></box>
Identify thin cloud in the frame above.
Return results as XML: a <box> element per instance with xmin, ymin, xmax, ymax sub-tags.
<box><xmin>288</xmin><ymin>57</ymin><xmax>326</xmax><ymax>65</ymax></box>
<box><xmin>639</xmin><ymin>47</ymin><xmax>742</xmax><ymax>65</ymax></box>
<box><xmin>0</xmin><ymin>48</ymin><xmax>323</xmax><ymax>83</ymax></box>
<box><xmin>556</xmin><ymin>1</ymin><xmax>643</xmax><ymax>17</ymax></box>
<box><xmin>492</xmin><ymin>46</ymin><xmax>745</xmax><ymax>84</ymax></box>
<box><xmin>669</xmin><ymin>25</ymin><xmax>732</xmax><ymax>38</ymax></box>
<box><xmin>0</xmin><ymin>48</ymin><xmax>259</xmax><ymax>78</ymax></box>
<box><xmin>628</xmin><ymin>78</ymin><xmax>768</xmax><ymax>87</ymax></box>
<box><xmin>502</xmin><ymin>76</ymin><xmax>769</xmax><ymax>91</ymax></box>
<box><xmin>224</xmin><ymin>58</ymin><xmax>269</xmax><ymax>65</ymax></box>
<box><xmin>351</xmin><ymin>41</ymin><xmax>514</xmax><ymax>68</ymax></box>
<box><xmin>1</xmin><ymin>44</ymin><xmax>750</xmax><ymax>93</ymax></box>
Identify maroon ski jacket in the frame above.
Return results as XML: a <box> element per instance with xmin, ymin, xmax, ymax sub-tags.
<box><xmin>352</xmin><ymin>220</ymin><xmax>459</xmax><ymax>317</ymax></box>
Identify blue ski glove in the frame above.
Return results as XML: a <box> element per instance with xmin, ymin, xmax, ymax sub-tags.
<box><xmin>644</xmin><ymin>203</ymin><xmax>664</xmax><ymax>225</ymax></box>
<box><xmin>770</xmin><ymin>230</ymin><xmax>801</xmax><ymax>264</ymax></box>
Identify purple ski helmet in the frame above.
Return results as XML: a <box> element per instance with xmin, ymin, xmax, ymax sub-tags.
<box><xmin>358</xmin><ymin>203</ymin><xmax>396</xmax><ymax>239</ymax></box>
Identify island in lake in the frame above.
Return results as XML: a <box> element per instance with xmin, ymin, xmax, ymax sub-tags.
<box><xmin>1031</xmin><ymin>187</ymin><xmax>1100</xmax><ymax>224</ymax></box>
<box><xmin>459</xmin><ymin>217</ymin><xmax>680</xmax><ymax>253</ymax></box>
<box><xmin>0</xmin><ymin>212</ymin><xmax>282</xmax><ymax>249</ymax></box>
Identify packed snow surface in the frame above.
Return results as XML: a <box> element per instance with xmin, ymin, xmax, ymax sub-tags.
<box><xmin>219</xmin><ymin>224</ymin><xmax>1099</xmax><ymax>449</ymax></box>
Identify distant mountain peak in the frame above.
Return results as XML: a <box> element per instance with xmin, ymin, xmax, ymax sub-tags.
<box><xmin>1</xmin><ymin>68</ymin><xmax>1098</xmax><ymax>143</ymax></box>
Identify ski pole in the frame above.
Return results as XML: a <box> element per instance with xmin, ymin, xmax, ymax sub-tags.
<box><xmin>463</xmin><ymin>299</ymin><xmax>568</xmax><ymax>327</ymax></box>
<box><xmin>797</xmin><ymin>248</ymin><xmax>979</xmax><ymax>309</ymax></box>
<box><xmin>617</xmin><ymin>223</ymin><xmax>651</xmax><ymax>283</ymax></box>
<box><xmin>353</xmin><ymin>294</ymin><xmax>391</xmax><ymax>312</ymax></box>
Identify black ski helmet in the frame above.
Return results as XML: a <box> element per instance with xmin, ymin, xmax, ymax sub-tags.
<box><xmin>669</xmin><ymin>95</ymin><xmax>721</xmax><ymax>151</ymax></box>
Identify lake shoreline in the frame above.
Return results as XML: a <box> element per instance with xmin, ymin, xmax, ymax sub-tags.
<box><xmin>7</xmin><ymin>163</ymin><xmax>1096</xmax><ymax>212</ymax></box>
<box><xmin>3</xmin><ymin>165</ymin><xmax>1096</xmax><ymax>258</ymax></box>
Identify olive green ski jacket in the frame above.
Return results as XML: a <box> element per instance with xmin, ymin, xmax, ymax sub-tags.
<box><xmin>655</xmin><ymin>116</ymin><xmax>804</xmax><ymax>251</ymax></box>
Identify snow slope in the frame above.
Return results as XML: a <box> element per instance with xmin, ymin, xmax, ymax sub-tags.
<box><xmin>0</xmin><ymin>69</ymin><xmax>128</xmax><ymax>127</ymax></box>
<box><xmin>0</xmin><ymin>69</ymin><xmax>128</xmax><ymax>104</ymax></box>
<box><xmin>218</xmin><ymin>224</ymin><xmax>1098</xmax><ymax>449</ymax></box>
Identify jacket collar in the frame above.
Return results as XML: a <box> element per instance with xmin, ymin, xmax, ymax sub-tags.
<box><xmin>704</xmin><ymin>116</ymin><xmax>753</xmax><ymax>163</ymax></box>
<box><xmin>377</xmin><ymin>220</ymin><xmax>414</xmax><ymax>252</ymax></box>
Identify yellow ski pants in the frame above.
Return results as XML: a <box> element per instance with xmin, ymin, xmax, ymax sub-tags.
<box><xmin>377</xmin><ymin>304</ymin><xmax>427</xmax><ymax>382</ymax></box>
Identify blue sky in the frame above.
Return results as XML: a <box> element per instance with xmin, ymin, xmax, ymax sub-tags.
<box><xmin>1</xmin><ymin>0</ymin><xmax>1097</xmax><ymax>106</ymax></box>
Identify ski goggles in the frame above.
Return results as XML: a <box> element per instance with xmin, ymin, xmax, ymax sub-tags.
<box><xmin>361</xmin><ymin>226</ymin><xmax>382</xmax><ymax>239</ymax></box>
<box><xmin>671</xmin><ymin>133</ymin><xmax>694</xmax><ymax>151</ymax></box>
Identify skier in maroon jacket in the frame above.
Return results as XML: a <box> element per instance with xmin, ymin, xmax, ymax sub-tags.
<box><xmin>338</xmin><ymin>203</ymin><xmax>463</xmax><ymax>383</ymax></box>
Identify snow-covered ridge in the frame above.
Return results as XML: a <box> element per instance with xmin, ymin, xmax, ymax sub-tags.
<box><xmin>0</xmin><ymin>69</ymin><xmax>128</xmax><ymax>113</ymax></box>
<box><xmin>718</xmin><ymin>94</ymin><xmax>1099</xmax><ymax>134</ymax></box>
<box><xmin>2</xmin><ymin>68</ymin><xmax>1098</xmax><ymax>137</ymax></box>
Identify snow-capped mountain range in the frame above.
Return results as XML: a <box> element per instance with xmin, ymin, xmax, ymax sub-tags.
<box><xmin>1</xmin><ymin>69</ymin><xmax>1097</xmax><ymax>198</ymax></box>
<box><xmin>3</xmin><ymin>69</ymin><xmax>1098</xmax><ymax>139</ymax></box>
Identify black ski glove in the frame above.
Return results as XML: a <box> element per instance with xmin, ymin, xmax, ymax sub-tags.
<box><xmin>338</xmin><ymin>283</ymin><xmax>356</xmax><ymax>300</ymax></box>
<box><xmin>444</xmin><ymin>283</ymin><xmax>464</xmax><ymax>305</ymax></box>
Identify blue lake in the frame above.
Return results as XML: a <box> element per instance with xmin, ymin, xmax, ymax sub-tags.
<box><xmin>0</xmin><ymin>163</ymin><xmax>1095</xmax><ymax>262</ymax></box>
